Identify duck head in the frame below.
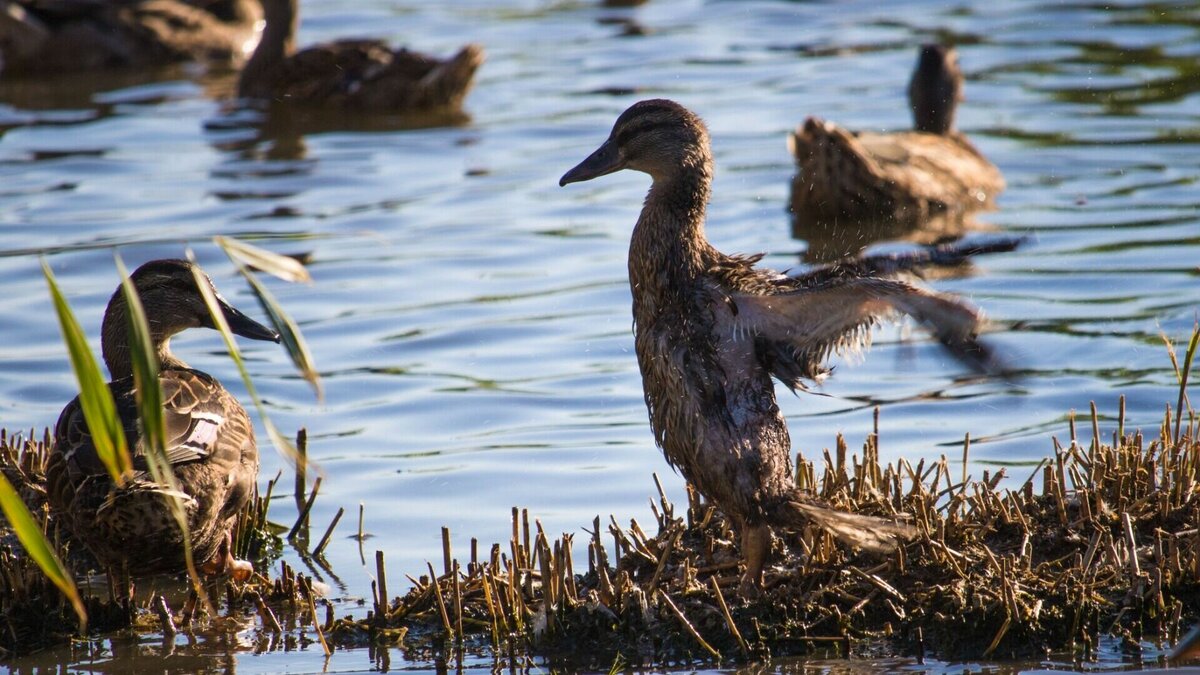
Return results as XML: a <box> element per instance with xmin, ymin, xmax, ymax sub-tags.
<box><xmin>907</xmin><ymin>44</ymin><xmax>963</xmax><ymax>135</ymax></box>
<box><xmin>559</xmin><ymin>99</ymin><xmax>711</xmax><ymax>186</ymax></box>
<box><xmin>100</xmin><ymin>259</ymin><xmax>280</xmax><ymax>378</ymax></box>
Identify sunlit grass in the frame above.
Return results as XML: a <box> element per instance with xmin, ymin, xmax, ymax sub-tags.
<box><xmin>42</xmin><ymin>259</ymin><xmax>132</xmax><ymax>486</ymax></box>
<box><xmin>0</xmin><ymin>471</ymin><xmax>86</xmax><ymax>632</ymax></box>
<box><xmin>186</xmin><ymin>248</ymin><xmax>306</xmax><ymax>472</ymax></box>
<box><xmin>115</xmin><ymin>254</ymin><xmax>208</xmax><ymax>601</ymax></box>
<box><xmin>217</xmin><ymin>236</ymin><xmax>324</xmax><ymax>404</ymax></box>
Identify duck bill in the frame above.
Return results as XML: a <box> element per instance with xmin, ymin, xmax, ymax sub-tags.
<box><xmin>559</xmin><ymin>139</ymin><xmax>623</xmax><ymax>186</ymax></box>
<box><xmin>208</xmin><ymin>295</ymin><xmax>281</xmax><ymax>343</ymax></box>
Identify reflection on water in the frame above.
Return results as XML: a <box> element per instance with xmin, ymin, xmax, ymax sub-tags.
<box><xmin>3</xmin><ymin>0</ymin><xmax>1200</xmax><ymax>672</ymax></box>
<box><xmin>790</xmin><ymin>205</ymin><xmax>992</xmax><ymax>263</ymax></box>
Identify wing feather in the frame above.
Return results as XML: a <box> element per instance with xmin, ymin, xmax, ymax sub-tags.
<box><xmin>732</xmin><ymin>275</ymin><xmax>994</xmax><ymax>390</ymax></box>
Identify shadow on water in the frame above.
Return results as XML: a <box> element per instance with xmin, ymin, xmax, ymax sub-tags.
<box><xmin>0</xmin><ymin>66</ymin><xmax>236</xmax><ymax>137</ymax></box>
<box><xmin>205</xmin><ymin>104</ymin><xmax>473</xmax><ymax>162</ymax></box>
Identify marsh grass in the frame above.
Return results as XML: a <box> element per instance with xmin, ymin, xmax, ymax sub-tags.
<box><xmin>335</xmin><ymin>327</ymin><xmax>1200</xmax><ymax>667</ymax></box>
<box><xmin>348</xmin><ymin>402</ymin><xmax>1198</xmax><ymax>666</ymax></box>
<box><xmin>0</xmin><ymin>429</ymin><xmax>290</xmax><ymax>657</ymax></box>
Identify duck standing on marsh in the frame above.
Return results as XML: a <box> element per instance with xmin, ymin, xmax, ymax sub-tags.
<box><xmin>561</xmin><ymin>99</ymin><xmax>1001</xmax><ymax>592</ymax></box>
<box><xmin>47</xmin><ymin>259</ymin><xmax>280</xmax><ymax>580</ymax></box>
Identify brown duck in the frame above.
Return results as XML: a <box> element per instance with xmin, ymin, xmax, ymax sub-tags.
<box><xmin>0</xmin><ymin>0</ymin><xmax>261</xmax><ymax>76</ymax></box>
<box><xmin>237</xmin><ymin>0</ymin><xmax>484</xmax><ymax>113</ymax></box>
<box><xmin>561</xmin><ymin>99</ymin><xmax>1002</xmax><ymax>591</ymax></box>
<box><xmin>46</xmin><ymin>259</ymin><xmax>279</xmax><ymax>579</ymax></box>
<box><xmin>790</xmin><ymin>45</ymin><xmax>1005</xmax><ymax>220</ymax></box>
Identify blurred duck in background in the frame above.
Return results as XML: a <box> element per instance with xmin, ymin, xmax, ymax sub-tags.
<box><xmin>236</xmin><ymin>0</ymin><xmax>483</xmax><ymax>114</ymax></box>
<box><xmin>0</xmin><ymin>0</ymin><xmax>262</xmax><ymax>76</ymax></box>
<box><xmin>790</xmin><ymin>44</ymin><xmax>1005</xmax><ymax>223</ymax></box>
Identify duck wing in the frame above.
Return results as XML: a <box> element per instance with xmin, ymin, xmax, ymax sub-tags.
<box><xmin>147</xmin><ymin>368</ymin><xmax>246</xmax><ymax>468</ymax></box>
<box><xmin>268</xmin><ymin>39</ymin><xmax>395</xmax><ymax>104</ymax></box>
<box><xmin>729</xmin><ymin>274</ymin><xmax>994</xmax><ymax>390</ymax></box>
<box><xmin>52</xmin><ymin>369</ymin><xmax>249</xmax><ymax>476</ymax></box>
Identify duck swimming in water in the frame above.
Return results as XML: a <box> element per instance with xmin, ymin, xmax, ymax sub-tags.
<box><xmin>46</xmin><ymin>259</ymin><xmax>279</xmax><ymax>579</ymax></box>
<box><xmin>0</xmin><ymin>0</ymin><xmax>261</xmax><ymax>77</ymax></box>
<box><xmin>236</xmin><ymin>0</ymin><xmax>484</xmax><ymax>113</ymax></box>
<box><xmin>561</xmin><ymin>99</ymin><xmax>1000</xmax><ymax>591</ymax></box>
<box><xmin>790</xmin><ymin>45</ymin><xmax>1005</xmax><ymax>220</ymax></box>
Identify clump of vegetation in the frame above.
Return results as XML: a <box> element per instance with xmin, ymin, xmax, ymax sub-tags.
<box><xmin>341</xmin><ymin>323</ymin><xmax>1200</xmax><ymax>667</ymax></box>
<box><xmin>0</xmin><ymin>428</ymin><xmax>295</xmax><ymax>657</ymax></box>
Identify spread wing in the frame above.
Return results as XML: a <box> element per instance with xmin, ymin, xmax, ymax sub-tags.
<box><xmin>731</xmin><ymin>275</ymin><xmax>995</xmax><ymax>391</ymax></box>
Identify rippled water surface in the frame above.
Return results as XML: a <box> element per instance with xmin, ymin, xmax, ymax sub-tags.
<box><xmin>2</xmin><ymin>0</ymin><xmax>1199</xmax><ymax>672</ymax></box>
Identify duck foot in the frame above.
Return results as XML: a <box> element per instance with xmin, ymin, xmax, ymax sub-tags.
<box><xmin>736</xmin><ymin>524</ymin><xmax>770</xmax><ymax>598</ymax></box>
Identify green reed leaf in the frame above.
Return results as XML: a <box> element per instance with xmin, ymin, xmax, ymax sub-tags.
<box><xmin>216</xmin><ymin>236</ymin><xmax>322</xmax><ymax>402</ymax></box>
<box><xmin>1173</xmin><ymin>322</ymin><xmax>1199</xmax><ymax>445</ymax></box>
<box><xmin>115</xmin><ymin>256</ymin><xmax>165</xmax><ymax>461</ymax></box>
<box><xmin>215</xmin><ymin>236</ymin><xmax>311</xmax><ymax>283</ymax></box>
<box><xmin>114</xmin><ymin>255</ymin><xmax>211</xmax><ymax>604</ymax></box>
<box><xmin>235</xmin><ymin>262</ymin><xmax>323</xmax><ymax>403</ymax></box>
<box><xmin>42</xmin><ymin>259</ymin><xmax>132</xmax><ymax>486</ymax></box>
<box><xmin>0</xmin><ymin>471</ymin><xmax>87</xmax><ymax>632</ymax></box>
<box><xmin>185</xmin><ymin>254</ymin><xmax>306</xmax><ymax>471</ymax></box>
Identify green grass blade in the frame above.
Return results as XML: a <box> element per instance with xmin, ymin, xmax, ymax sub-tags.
<box><xmin>235</xmin><ymin>262</ymin><xmax>323</xmax><ymax>403</ymax></box>
<box><xmin>215</xmin><ymin>236</ymin><xmax>312</xmax><ymax>283</ymax></box>
<box><xmin>186</xmin><ymin>255</ymin><xmax>305</xmax><ymax>470</ymax></box>
<box><xmin>42</xmin><ymin>259</ymin><xmax>131</xmax><ymax>486</ymax></box>
<box><xmin>1174</xmin><ymin>322</ymin><xmax>1199</xmax><ymax>445</ymax></box>
<box><xmin>216</xmin><ymin>236</ymin><xmax>322</xmax><ymax>402</ymax></box>
<box><xmin>114</xmin><ymin>255</ymin><xmax>210</xmax><ymax>604</ymax></box>
<box><xmin>115</xmin><ymin>256</ymin><xmax>165</xmax><ymax>460</ymax></box>
<box><xmin>0</xmin><ymin>471</ymin><xmax>87</xmax><ymax>632</ymax></box>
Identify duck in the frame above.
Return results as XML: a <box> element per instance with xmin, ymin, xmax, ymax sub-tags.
<box><xmin>0</xmin><ymin>0</ymin><xmax>262</xmax><ymax>77</ymax></box>
<box><xmin>236</xmin><ymin>0</ymin><xmax>484</xmax><ymax>113</ymax></box>
<box><xmin>789</xmin><ymin>44</ymin><xmax>1005</xmax><ymax>221</ymax></box>
<box><xmin>560</xmin><ymin>99</ymin><xmax>1004</xmax><ymax>592</ymax></box>
<box><xmin>45</xmin><ymin>259</ymin><xmax>280</xmax><ymax>579</ymax></box>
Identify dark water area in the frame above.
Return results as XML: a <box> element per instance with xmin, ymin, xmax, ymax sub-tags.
<box><xmin>1</xmin><ymin>0</ymin><xmax>1199</xmax><ymax>672</ymax></box>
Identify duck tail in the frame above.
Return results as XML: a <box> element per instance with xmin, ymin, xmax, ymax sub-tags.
<box><xmin>420</xmin><ymin>43</ymin><xmax>485</xmax><ymax>104</ymax></box>
<box><xmin>772</xmin><ymin>496</ymin><xmax>916</xmax><ymax>554</ymax></box>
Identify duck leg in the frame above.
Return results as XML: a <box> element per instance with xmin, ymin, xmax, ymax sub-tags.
<box><xmin>738</xmin><ymin>523</ymin><xmax>771</xmax><ymax>596</ymax></box>
<box><xmin>199</xmin><ymin>531</ymin><xmax>254</xmax><ymax>581</ymax></box>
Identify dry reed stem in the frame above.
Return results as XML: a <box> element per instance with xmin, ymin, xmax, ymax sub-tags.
<box><xmin>659</xmin><ymin>592</ymin><xmax>720</xmax><ymax>659</ymax></box>
<box><xmin>313</xmin><ymin>506</ymin><xmax>344</xmax><ymax>558</ymax></box>
<box><xmin>287</xmin><ymin>476</ymin><xmax>322</xmax><ymax>539</ymax></box>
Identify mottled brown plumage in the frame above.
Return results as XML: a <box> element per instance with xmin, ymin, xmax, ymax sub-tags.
<box><xmin>46</xmin><ymin>259</ymin><xmax>279</xmax><ymax>578</ymax></box>
<box><xmin>237</xmin><ymin>0</ymin><xmax>483</xmax><ymax>113</ymax></box>
<box><xmin>0</xmin><ymin>0</ymin><xmax>261</xmax><ymax>76</ymax></box>
<box><xmin>561</xmin><ymin>99</ymin><xmax>1002</xmax><ymax>591</ymax></box>
<box><xmin>790</xmin><ymin>45</ymin><xmax>1004</xmax><ymax>220</ymax></box>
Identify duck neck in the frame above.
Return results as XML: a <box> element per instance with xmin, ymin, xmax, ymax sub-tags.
<box><xmin>909</xmin><ymin>72</ymin><xmax>958</xmax><ymax>134</ymax></box>
<box><xmin>630</xmin><ymin>159</ymin><xmax>716</xmax><ymax>288</ymax></box>
<box><xmin>240</xmin><ymin>0</ymin><xmax>296</xmax><ymax>96</ymax></box>
<box><xmin>100</xmin><ymin>296</ymin><xmax>186</xmax><ymax>381</ymax></box>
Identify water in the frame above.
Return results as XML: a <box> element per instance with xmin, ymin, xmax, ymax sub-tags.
<box><xmin>2</xmin><ymin>0</ymin><xmax>1198</xmax><ymax>672</ymax></box>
